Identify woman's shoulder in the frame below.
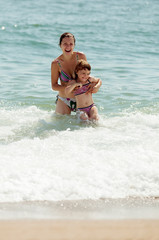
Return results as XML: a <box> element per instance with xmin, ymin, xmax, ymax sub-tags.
<box><xmin>51</xmin><ymin>60</ymin><xmax>58</xmax><ymax>71</ymax></box>
<box><xmin>76</xmin><ymin>51</ymin><xmax>87</xmax><ymax>60</ymax></box>
<box><xmin>51</xmin><ymin>56</ymin><xmax>62</xmax><ymax>69</ymax></box>
<box><xmin>51</xmin><ymin>58</ymin><xmax>61</xmax><ymax>72</ymax></box>
<box><xmin>52</xmin><ymin>54</ymin><xmax>63</xmax><ymax>64</ymax></box>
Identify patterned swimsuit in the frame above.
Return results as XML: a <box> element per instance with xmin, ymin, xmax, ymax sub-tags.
<box><xmin>55</xmin><ymin>53</ymin><xmax>79</xmax><ymax>112</ymax></box>
<box><xmin>74</xmin><ymin>80</ymin><xmax>95</xmax><ymax>115</ymax></box>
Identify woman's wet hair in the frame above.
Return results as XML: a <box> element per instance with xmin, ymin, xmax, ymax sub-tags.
<box><xmin>59</xmin><ymin>32</ymin><xmax>76</xmax><ymax>46</ymax></box>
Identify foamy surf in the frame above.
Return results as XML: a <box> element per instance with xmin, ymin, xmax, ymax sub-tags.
<box><xmin>0</xmin><ymin>106</ymin><xmax>159</xmax><ymax>202</ymax></box>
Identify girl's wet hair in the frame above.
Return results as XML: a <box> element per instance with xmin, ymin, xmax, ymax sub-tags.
<box><xmin>75</xmin><ymin>59</ymin><xmax>91</xmax><ymax>72</ymax></box>
<box><xmin>59</xmin><ymin>32</ymin><xmax>76</xmax><ymax>46</ymax></box>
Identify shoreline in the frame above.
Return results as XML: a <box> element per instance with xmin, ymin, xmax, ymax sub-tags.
<box><xmin>1</xmin><ymin>197</ymin><xmax>159</xmax><ymax>220</ymax></box>
<box><xmin>0</xmin><ymin>198</ymin><xmax>159</xmax><ymax>240</ymax></box>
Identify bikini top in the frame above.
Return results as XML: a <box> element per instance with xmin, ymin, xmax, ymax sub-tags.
<box><xmin>74</xmin><ymin>80</ymin><xmax>91</xmax><ymax>96</ymax></box>
<box><xmin>57</xmin><ymin>52</ymin><xmax>79</xmax><ymax>82</ymax></box>
<box><xmin>59</xmin><ymin>67</ymin><xmax>72</xmax><ymax>82</ymax></box>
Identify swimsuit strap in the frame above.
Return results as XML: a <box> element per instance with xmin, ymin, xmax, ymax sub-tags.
<box><xmin>76</xmin><ymin>52</ymin><xmax>79</xmax><ymax>61</ymax></box>
<box><xmin>56</xmin><ymin>59</ymin><xmax>71</xmax><ymax>82</ymax></box>
<box><xmin>56</xmin><ymin>59</ymin><xmax>62</xmax><ymax>69</ymax></box>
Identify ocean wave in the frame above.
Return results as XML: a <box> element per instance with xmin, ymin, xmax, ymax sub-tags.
<box><xmin>0</xmin><ymin>106</ymin><xmax>159</xmax><ymax>202</ymax></box>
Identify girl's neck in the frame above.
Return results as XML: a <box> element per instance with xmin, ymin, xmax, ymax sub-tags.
<box><xmin>77</xmin><ymin>78</ymin><xmax>88</xmax><ymax>84</ymax></box>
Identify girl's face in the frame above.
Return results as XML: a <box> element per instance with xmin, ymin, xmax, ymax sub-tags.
<box><xmin>76</xmin><ymin>69</ymin><xmax>90</xmax><ymax>82</ymax></box>
<box><xmin>60</xmin><ymin>37</ymin><xmax>75</xmax><ymax>55</ymax></box>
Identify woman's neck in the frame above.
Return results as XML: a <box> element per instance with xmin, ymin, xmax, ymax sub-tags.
<box><xmin>62</xmin><ymin>52</ymin><xmax>74</xmax><ymax>61</ymax></box>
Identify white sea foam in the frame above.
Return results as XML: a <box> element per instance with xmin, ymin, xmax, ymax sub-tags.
<box><xmin>0</xmin><ymin>106</ymin><xmax>159</xmax><ymax>202</ymax></box>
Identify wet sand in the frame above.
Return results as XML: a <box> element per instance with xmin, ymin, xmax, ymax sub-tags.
<box><xmin>1</xmin><ymin>219</ymin><xmax>159</xmax><ymax>240</ymax></box>
<box><xmin>0</xmin><ymin>198</ymin><xmax>159</xmax><ymax>240</ymax></box>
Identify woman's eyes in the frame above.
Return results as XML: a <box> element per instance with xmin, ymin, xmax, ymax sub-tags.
<box><xmin>63</xmin><ymin>43</ymin><xmax>73</xmax><ymax>46</ymax></box>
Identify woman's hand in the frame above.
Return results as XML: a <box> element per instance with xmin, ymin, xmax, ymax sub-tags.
<box><xmin>65</xmin><ymin>81</ymin><xmax>82</xmax><ymax>95</ymax></box>
<box><xmin>87</xmin><ymin>77</ymin><xmax>102</xmax><ymax>93</ymax></box>
<box><xmin>75</xmin><ymin>83</ymin><xmax>83</xmax><ymax>88</ymax></box>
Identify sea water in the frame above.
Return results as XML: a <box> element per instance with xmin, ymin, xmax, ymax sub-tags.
<box><xmin>0</xmin><ymin>0</ymin><xmax>159</xmax><ymax>202</ymax></box>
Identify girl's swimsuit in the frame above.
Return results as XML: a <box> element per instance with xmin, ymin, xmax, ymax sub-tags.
<box><xmin>77</xmin><ymin>103</ymin><xmax>95</xmax><ymax>115</ymax></box>
<box><xmin>74</xmin><ymin>80</ymin><xmax>91</xmax><ymax>96</ymax></box>
<box><xmin>74</xmin><ymin>80</ymin><xmax>95</xmax><ymax>115</ymax></box>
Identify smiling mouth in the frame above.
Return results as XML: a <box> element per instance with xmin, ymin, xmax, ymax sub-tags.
<box><xmin>65</xmin><ymin>50</ymin><xmax>71</xmax><ymax>52</ymax></box>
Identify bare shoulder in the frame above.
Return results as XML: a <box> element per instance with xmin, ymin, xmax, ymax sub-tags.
<box><xmin>51</xmin><ymin>58</ymin><xmax>59</xmax><ymax>69</ymax></box>
<box><xmin>76</xmin><ymin>51</ymin><xmax>87</xmax><ymax>61</ymax></box>
<box><xmin>51</xmin><ymin>57</ymin><xmax>58</xmax><ymax>65</ymax></box>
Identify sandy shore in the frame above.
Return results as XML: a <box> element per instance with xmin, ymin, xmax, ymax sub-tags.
<box><xmin>0</xmin><ymin>198</ymin><xmax>159</xmax><ymax>240</ymax></box>
<box><xmin>0</xmin><ymin>219</ymin><xmax>159</xmax><ymax>240</ymax></box>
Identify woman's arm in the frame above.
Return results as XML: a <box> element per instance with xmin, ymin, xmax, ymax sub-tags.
<box><xmin>51</xmin><ymin>60</ymin><xmax>66</xmax><ymax>93</ymax></box>
<box><xmin>88</xmin><ymin>77</ymin><xmax>102</xmax><ymax>93</ymax></box>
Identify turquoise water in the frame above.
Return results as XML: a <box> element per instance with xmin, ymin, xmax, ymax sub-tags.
<box><xmin>0</xmin><ymin>0</ymin><xmax>159</xmax><ymax>202</ymax></box>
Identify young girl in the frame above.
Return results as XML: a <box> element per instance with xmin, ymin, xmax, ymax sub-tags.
<box><xmin>65</xmin><ymin>59</ymin><xmax>101</xmax><ymax>121</ymax></box>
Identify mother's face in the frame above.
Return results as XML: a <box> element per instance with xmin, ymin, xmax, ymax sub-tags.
<box><xmin>60</xmin><ymin>37</ymin><xmax>75</xmax><ymax>55</ymax></box>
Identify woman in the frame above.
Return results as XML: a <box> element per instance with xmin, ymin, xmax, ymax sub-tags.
<box><xmin>51</xmin><ymin>32</ymin><xmax>101</xmax><ymax>115</ymax></box>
